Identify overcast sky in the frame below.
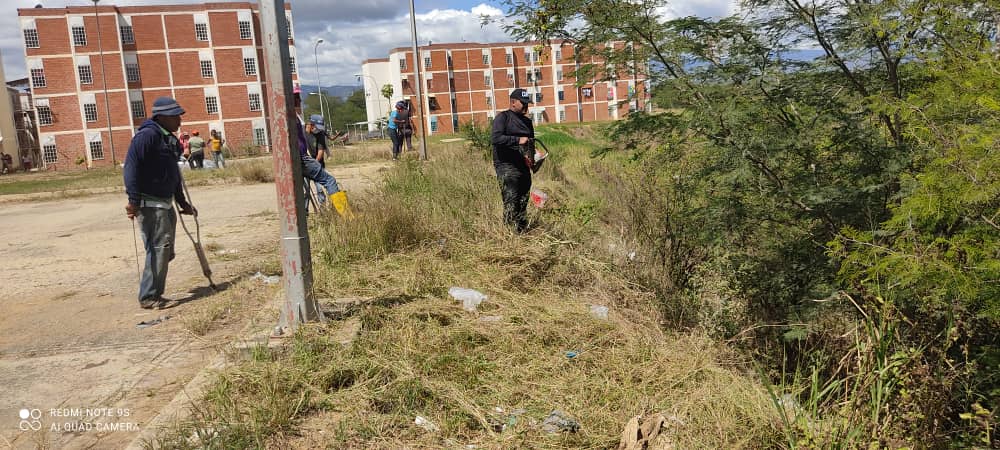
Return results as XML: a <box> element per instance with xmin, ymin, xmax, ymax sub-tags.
<box><xmin>1</xmin><ymin>0</ymin><xmax>737</xmax><ymax>86</ymax></box>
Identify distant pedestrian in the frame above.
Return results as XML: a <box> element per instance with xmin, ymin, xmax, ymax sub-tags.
<box><xmin>388</xmin><ymin>101</ymin><xmax>403</xmax><ymax>160</ymax></box>
<box><xmin>392</xmin><ymin>101</ymin><xmax>415</xmax><ymax>158</ymax></box>
<box><xmin>123</xmin><ymin>97</ymin><xmax>196</xmax><ymax>309</ymax></box>
<box><xmin>209</xmin><ymin>129</ymin><xmax>225</xmax><ymax>169</ymax></box>
<box><xmin>187</xmin><ymin>130</ymin><xmax>205</xmax><ymax>169</ymax></box>
<box><xmin>492</xmin><ymin>88</ymin><xmax>535</xmax><ymax>232</ymax></box>
<box><xmin>179</xmin><ymin>131</ymin><xmax>190</xmax><ymax>162</ymax></box>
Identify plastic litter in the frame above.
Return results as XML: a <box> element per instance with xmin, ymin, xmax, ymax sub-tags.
<box><xmin>414</xmin><ymin>415</ymin><xmax>439</xmax><ymax>432</ymax></box>
<box><xmin>136</xmin><ymin>315</ymin><xmax>171</xmax><ymax>329</ymax></box>
<box><xmin>589</xmin><ymin>305</ymin><xmax>609</xmax><ymax>320</ymax></box>
<box><xmin>251</xmin><ymin>271</ymin><xmax>280</xmax><ymax>285</ymax></box>
<box><xmin>541</xmin><ymin>410</ymin><xmax>580</xmax><ymax>434</ymax></box>
<box><xmin>479</xmin><ymin>315</ymin><xmax>503</xmax><ymax>323</ymax></box>
<box><xmin>529</xmin><ymin>189</ymin><xmax>548</xmax><ymax>208</ymax></box>
<box><xmin>565</xmin><ymin>350</ymin><xmax>579</xmax><ymax>359</ymax></box>
<box><xmin>216</xmin><ymin>249</ymin><xmax>238</xmax><ymax>255</ymax></box>
<box><xmin>448</xmin><ymin>287</ymin><xmax>487</xmax><ymax>312</ymax></box>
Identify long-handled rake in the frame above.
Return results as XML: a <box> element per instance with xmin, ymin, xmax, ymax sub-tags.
<box><xmin>177</xmin><ymin>171</ymin><xmax>217</xmax><ymax>290</ymax></box>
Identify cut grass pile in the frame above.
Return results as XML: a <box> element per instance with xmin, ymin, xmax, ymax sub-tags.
<box><xmin>148</xmin><ymin>126</ymin><xmax>782</xmax><ymax>449</ymax></box>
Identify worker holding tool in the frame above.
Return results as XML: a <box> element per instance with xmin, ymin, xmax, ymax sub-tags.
<box><xmin>123</xmin><ymin>97</ymin><xmax>196</xmax><ymax>309</ymax></box>
<box><xmin>292</xmin><ymin>85</ymin><xmax>353</xmax><ymax>218</ymax></box>
<box><xmin>491</xmin><ymin>88</ymin><xmax>540</xmax><ymax>232</ymax></box>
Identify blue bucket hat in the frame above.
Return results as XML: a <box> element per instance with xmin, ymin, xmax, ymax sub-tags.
<box><xmin>308</xmin><ymin>114</ymin><xmax>325</xmax><ymax>132</ymax></box>
<box><xmin>151</xmin><ymin>97</ymin><xmax>185</xmax><ymax>117</ymax></box>
<box><xmin>395</xmin><ymin>101</ymin><xmax>407</xmax><ymax>109</ymax></box>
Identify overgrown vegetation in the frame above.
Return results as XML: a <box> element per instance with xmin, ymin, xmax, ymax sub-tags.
<box><xmin>149</xmin><ymin>133</ymin><xmax>784</xmax><ymax>448</ymax></box>
<box><xmin>504</xmin><ymin>0</ymin><xmax>999</xmax><ymax>445</ymax></box>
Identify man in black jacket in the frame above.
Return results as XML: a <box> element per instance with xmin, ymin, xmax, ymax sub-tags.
<box><xmin>123</xmin><ymin>97</ymin><xmax>196</xmax><ymax>309</ymax></box>
<box><xmin>491</xmin><ymin>88</ymin><xmax>535</xmax><ymax>232</ymax></box>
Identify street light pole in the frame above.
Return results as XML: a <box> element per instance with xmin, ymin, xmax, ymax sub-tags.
<box><xmin>355</xmin><ymin>73</ymin><xmax>383</xmax><ymax>130</ymax></box>
<box><xmin>408</xmin><ymin>0</ymin><xmax>428</xmax><ymax>160</ymax></box>
<box><xmin>93</xmin><ymin>0</ymin><xmax>116</xmax><ymax>167</ymax></box>
<box><xmin>313</xmin><ymin>38</ymin><xmax>324</xmax><ymax>122</ymax></box>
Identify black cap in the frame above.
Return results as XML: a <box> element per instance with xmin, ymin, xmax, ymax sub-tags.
<box><xmin>510</xmin><ymin>88</ymin><xmax>533</xmax><ymax>104</ymax></box>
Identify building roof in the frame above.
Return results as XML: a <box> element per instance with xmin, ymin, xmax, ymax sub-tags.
<box><xmin>387</xmin><ymin>40</ymin><xmax>565</xmax><ymax>54</ymax></box>
<box><xmin>18</xmin><ymin>2</ymin><xmax>291</xmax><ymax>16</ymax></box>
<box><xmin>362</xmin><ymin>58</ymin><xmax>390</xmax><ymax>65</ymax></box>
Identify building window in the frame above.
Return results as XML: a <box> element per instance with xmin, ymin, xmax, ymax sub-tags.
<box><xmin>43</xmin><ymin>144</ymin><xmax>57</xmax><ymax>164</ymax></box>
<box><xmin>428</xmin><ymin>97</ymin><xmax>440</xmax><ymax>110</ymax></box>
<box><xmin>205</xmin><ymin>96</ymin><xmax>219</xmax><ymax>114</ymax></box>
<box><xmin>84</xmin><ymin>103</ymin><xmax>98</xmax><ymax>122</ymax></box>
<box><xmin>126</xmin><ymin>63</ymin><xmax>140</xmax><ymax>82</ymax></box>
<box><xmin>426</xmin><ymin>79</ymin><xmax>433</xmax><ymax>90</ymax></box>
<box><xmin>78</xmin><ymin>65</ymin><xmax>93</xmax><ymax>85</ymax></box>
<box><xmin>239</xmin><ymin>20</ymin><xmax>252</xmax><ymax>40</ymax></box>
<box><xmin>37</xmin><ymin>106</ymin><xmax>53</xmax><ymax>125</ymax></box>
<box><xmin>558</xmin><ymin>90</ymin><xmax>565</xmax><ymax>101</ymax></box>
<box><xmin>289</xmin><ymin>56</ymin><xmax>297</xmax><ymax>74</ymax></box>
<box><xmin>31</xmin><ymin>68</ymin><xmax>46</xmax><ymax>88</ymax></box>
<box><xmin>249</xmin><ymin>92</ymin><xmax>262</xmax><ymax>111</ymax></box>
<box><xmin>482</xmin><ymin>54</ymin><xmax>490</xmax><ymax>65</ymax></box>
<box><xmin>507</xmin><ymin>72</ymin><xmax>514</xmax><ymax>84</ymax></box>
<box><xmin>535</xmin><ymin>93</ymin><xmax>542</xmax><ymax>102</ymax></box>
<box><xmin>253</xmin><ymin>127</ymin><xmax>266</xmax><ymax>146</ymax></box>
<box><xmin>399</xmin><ymin>59</ymin><xmax>406</xmax><ymax>70</ymax></box>
<box><xmin>453</xmin><ymin>117</ymin><xmax>459</xmax><ymax>129</ymax></box>
<box><xmin>243</xmin><ymin>57</ymin><xmax>257</xmax><ymax>76</ymax></box>
<box><xmin>485</xmin><ymin>74</ymin><xmax>492</xmax><ymax>86</ymax></box>
<box><xmin>526</xmin><ymin>69</ymin><xmax>533</xmax><ymax>82</ymax></box>
<box><xmin>609</xmin><ymin>105</ymin><xmax>615</xmax><ymax>117</ymax></box>
<box><xmin>556</xmin><ymin>49</ymin><xmax>562</xmax><ymax>60</ymax></box>
<box><xmin>130</xmin><ymin>100</ymin><xmax>145</xmax><ymax>118</ymax></box>
<box><xmin>559</xmin><ymin>109</ymin><xmax>566</xmax><ymax>122</ymax></box>
<box><xmin>534</xmin><ymin>69</ymin><xmax>543</xmax><ymax>81</ymax></box>
<box><xmin>557</xmin><ymin>69</ymin><xmax>563</xmax><ymax>81</ymax></box>
<box><xmin>505</xmin><ymin>53</ymin><xmax>513</xmax><ymax>65</ymax></box>
<box><xmin>89</xmin><ymin>141</ymin><xmax>104</xmax><ymax>160</ymax></box>
<box><xmin>430</xmin><ymin>119</ymin><xmax>438</xmax><ymax>132</ymax></box>
<box><xmin>200</xmin><ymin>60</ymin><xmax>213</xmax><ymax>78</ymax></box>
<box><xmin>423</xmin><ymin>56</ymin><xmax>431</xmax><ymax>69</ymax></box>
<box><xmin>72</xmin><ymin>26</ymin><xmax>87</xmax><ymax>46</ymax></box>
<box><xmin>286</xmin><ymin>19</ymin><xmax>292</xmax><ymax>40</ymax></box>
<box><xmin>485</xmin><ymin>94</ymin><xmax>492</xmax><ymax>107</ymax></box>
<box><xmin>24</xmin><ymin>29</ymin><xmax>39</xmax><ymax>48</ymax></box>
<box><xmin>401</xmin><ymin>79</ymin><xmax>410</xmax><ymax>90</ymax></box>
<box><xmin>120</xmin><ymin>25</ymin><xmax>134</xmax><ymax>44</ymax></box>
<box><xmin>195</xmin><ymin>23</ymin><xmax>209</xmax><ymax>41</ymax></box>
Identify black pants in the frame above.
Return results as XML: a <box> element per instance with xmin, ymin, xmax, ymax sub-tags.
<box><xmin>188</xmin><ymin>151</ymin><xmax>204</xmax><ymax>169</ymax></box>
<box><xmin>389</xmin><ymin>128</ymin><xmax>401</xmax><ymax>159</ymax></box>
<box><xmin>496</xmin><ymin>164</ymin><xmax>531</xmax><ymax>232</ymax></box>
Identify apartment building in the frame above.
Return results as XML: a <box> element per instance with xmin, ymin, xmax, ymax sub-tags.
<box><xmin>18</xmin><ymin>2</ymin><xmax>298</xmax><ymax>170</ymax></box>
<box><xmin>361</xmin><ymin>41</ymin><xmax>650</xmax><ymax>135</ymax></box>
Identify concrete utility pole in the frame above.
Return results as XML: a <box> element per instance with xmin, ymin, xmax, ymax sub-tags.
<box><xmin>93</xmin><ymin>0</ymin><xmax>116</xmax><ymax>167</ymax></box>
<box><xmin>259</xmin><ymin>0</ymin><xmax>322</xmax><ymax>332</ymax></box>
<box><xmin>408</xmin><ymin>0</ymin><xmax>428</xmax><ymax>160</ymax></box>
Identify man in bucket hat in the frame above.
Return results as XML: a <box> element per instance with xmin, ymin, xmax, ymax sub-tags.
<box><xmin>291</xmin><ymin>86</ymin><xmax>353</xmax><ymax>217</ymax></box>
<box><xmin>491</xmin><ymin>88</ymin><xmax>536</xmax><ymax>232</ymax></box>
<box><xmin>123</xmin><ymin>97</ymin><xmax>197</xmax><ymax>309</ymax></box>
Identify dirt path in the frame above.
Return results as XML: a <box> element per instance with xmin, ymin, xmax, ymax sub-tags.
<box><xmin>0</xmin><ymin>162</ymin><xmax>388</xmax><ymax>449</ymax></box>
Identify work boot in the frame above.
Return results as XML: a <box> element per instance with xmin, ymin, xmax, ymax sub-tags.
<box><xmin>329</xmin><ymin>191</ymin><xmax>354</xmax><ymax>219</ymax></box>
<box><xmin>139</xmin><ymin>296</ymin><xmax>168</xmax><ymax>309</ymax></box>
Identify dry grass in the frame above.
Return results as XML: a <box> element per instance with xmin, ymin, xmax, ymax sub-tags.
<box><xmin>149</xmin><ymin>127</ymin><xmax>782</xmax><ymax>449</ymax></box>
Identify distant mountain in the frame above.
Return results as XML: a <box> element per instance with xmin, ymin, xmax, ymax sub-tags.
<box><xmin>299</xmin><ymin>85</ymin><xmax>360</xmax><ymax>100</ymax></box>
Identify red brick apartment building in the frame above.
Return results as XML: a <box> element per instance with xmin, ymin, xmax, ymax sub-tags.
<box><xmin>18</xmin><ymin>2</ymin><xmax>298</xmax><ymax>170</ymax></box>
<box><xmin>360</xmin><ymin>41</ymin><xmax>650</xmax><ymax>135</ymax></box>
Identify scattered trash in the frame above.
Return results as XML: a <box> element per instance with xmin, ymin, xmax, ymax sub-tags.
<box><xmin>215</xmin><ymin>249</ymin><xmax>238</xmax><ymax>255</ymax></box>
<box><xmin>479</xmin><ymin>315</ymin><xmax>503</xmax><ymax>323</ymax></box>
<box><xmin>627</xmin><ymin>251</ymin><xmax>637</xmax><ymax>261</ymax></box>
<box><xmin>414</xmin><ymin>415</ymin><xmax>439</xmax><ymax>432</ymax></box>
<box><xmin>565</xmin><ymin>350</ymin><xmax>579</xmax><ymax>359</ymax></box>
<box><xmin>619</xmin><ymin>413</ymin><xmax>672</xmax><ymax>450</ymax></box>
<box><xmin>273</xmin><ymin>326</ymin><xmax>285</xmax><ymax>337</ymax></box>
<box><xmin>251</xmin><ymin>271</ymin><xmax>280</xmax><ymax>285</ymax></box>
<box><xmin>589</xmin><ymin>304</ymin><xmax>609</xmax><ymax>320</ymax></box>
<box><xmin>136</xmin><ymin>315</ymin><xmax>171</xmax><ymax>329</ymax></box>
<box><xmin>449</xmin><ymin>287</ymin><xmax>487</xmax><ymax>312</ymax></box>
<box><xmin>529</xmin><ymin>189</ymin><xmax>549</xmax><ymax>208</ymax></box>
<box><xmin>487</xmin><ymin>407</ymin><xmax>527</xmax><ymax>432</ymax></box>
<box><xmin>541</xmin><ymin>410</ymin><xmax>580</xmax><ymax>434</ymax></box>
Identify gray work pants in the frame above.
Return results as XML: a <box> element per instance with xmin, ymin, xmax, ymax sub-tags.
<box><xmin>137</xmin><ymin>206</ymin><xmax>177</xmax><ymax>302</ymax></box>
